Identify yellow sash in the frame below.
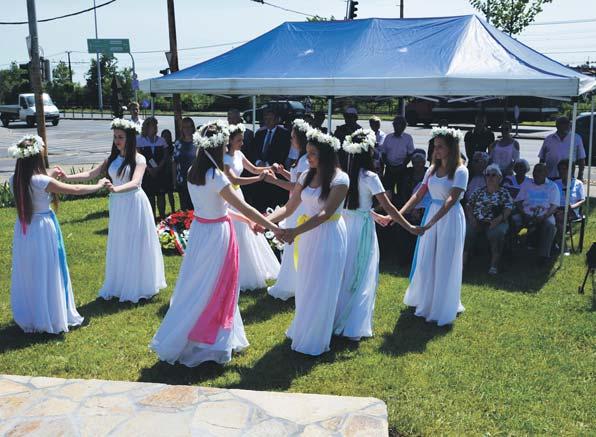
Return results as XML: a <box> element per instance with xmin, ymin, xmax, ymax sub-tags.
<box><xmin>232</xmin><ymin>184</ymin><xmax>240</xmax><ymax>191</ymax></box>
<box><xmin>293</xmin><ymin>213</ymin><xmax>341</xmax><ymax>269</ymax></box>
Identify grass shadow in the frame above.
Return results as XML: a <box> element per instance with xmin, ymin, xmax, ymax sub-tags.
<box><xmin>380</xmin><ymin>307</ymin><xmax>451</xmax><ymax>356</ymax></box>
<box><xmin>0</xmin><ymin>323</ymin><xmax>67</xmax><ymax>354</ymax></box>
<box><xmin>239</xmin><ymin>290</ymin><xmax>294</xmax><ymax>325</ymax></box>
<box><xmin>94</xmin><ymin>228</ymin><xmax>109</xmax><ymax>236</ymax></box>
<box><xmin>64</xmin><ymin>209</ymin><xmax>109</xmax><ymax>224</ymax></box>
<box><xmin>77</xmin><ymin>296</ymin><xmax>158</xmax><ymax>321</ymax></box>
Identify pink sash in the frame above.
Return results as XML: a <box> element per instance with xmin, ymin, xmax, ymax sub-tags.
<box><xmin>187</xmin><ymin>214</ymin><xmax>239</xmax><ymax>344</ymax></box>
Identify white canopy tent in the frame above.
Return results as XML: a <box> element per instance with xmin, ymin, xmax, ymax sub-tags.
<box><xmin>141</xmin><ymin>15</ymin><xmax>595</xmax><ymax>263</ymax></box>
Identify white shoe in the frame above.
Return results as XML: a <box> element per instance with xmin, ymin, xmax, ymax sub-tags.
<box><xmin>488</xmin><ymin>267</ymin><xmax>498</xmax><ymax>275</ymax></box>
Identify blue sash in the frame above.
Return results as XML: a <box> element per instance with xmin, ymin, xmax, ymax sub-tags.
<box><xmin>38</xmin><ymin>210</ymin><xmax>70</xmax><ymax>306</ymax></box>
<box><xmin>408</xmin><ymin>198</ymin><xmax>443</xmax><ymax>282</ymax></box>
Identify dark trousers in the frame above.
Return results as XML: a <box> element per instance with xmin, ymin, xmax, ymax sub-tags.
<box><xmin>178</xmin><ymin>185</ymin><xmax>193</xmax><ymax>211</ymax></box>
<box><xmin>383</xmin><ymin>164</ymin><xmax>407</xmax><ymax>197</ymax></box>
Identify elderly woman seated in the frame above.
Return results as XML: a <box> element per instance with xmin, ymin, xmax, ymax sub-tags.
<box><xmin>464</xmin><ymin>151</ymin><xmax>489</xmax><ymax>204</ymax></box>
<box><xmin>464</xmin><ymin>164</ymin><xmax>514</xmax><ymax>275</ymax></box>
<box><xmin>553</xmin><ymin>159</ymin><xmax>586</xmax><ymax>253</ymax></box>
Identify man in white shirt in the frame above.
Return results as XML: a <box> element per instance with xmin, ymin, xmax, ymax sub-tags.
<box><xmin>515</xmin><ymin>163</ymin><xmax>560</xmax><ymax>265</ymax></box>
<box><xmin>538</xmin><ymin>116</ymin><xmax>585</xmax><ymax>180</ymax></box>
<box><xmin>379</xmin><ymin>115</ymin><xmax>414</xmax><ymax>198</ymax></box>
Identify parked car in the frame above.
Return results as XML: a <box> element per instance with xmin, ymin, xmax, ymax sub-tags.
<box><xmin>0</xmin><ymin>93</ymin><xmax>60</xmax><ymax>127</ymax></box>
<box><xmin>576</xmin><ymin>112</ymin><xmax>596</xmax><ymax>165</ymax></box>
<box><xmin>243</xmin><ymin>100</ymin><xmax>306</xmax><ymax>127</ymax></box>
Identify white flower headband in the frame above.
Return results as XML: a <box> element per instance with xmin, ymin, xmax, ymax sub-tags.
<box><xmin>306</xmin><ymin>128</ymin><xmax>341</xmax><ymax>152</ymax></box>
<box><xmin>342</xmin><ymin>128</ymin><xmax>376</xmax><ymax>155</ymax></box>
<box><xmin>228</xmin><ymin>123</ymin><xmax>246</xmax><ymax>137</ymax></box>
<box><xmin>193</xmin><ymin>120</ymin><xmax>230</xmax><ymax>149</ymax></box>
<box><xmin>7</xmin><ymin>135</ymin><xmax>44</xmax><ymax>159</ymax></box>
<box><xmin>111</xmin><ymin>118</ymin><xmax>141</xmax><ymax>134</ymax></box>
<box><xmin>431</xmin><ymin>126</ymin><xmax>464</xmax><ymax>143</ymax></box>
<box><xmin>292</xmin><ymin>118</ymin><xmax>312</xmax><ymax>135</ymax></box>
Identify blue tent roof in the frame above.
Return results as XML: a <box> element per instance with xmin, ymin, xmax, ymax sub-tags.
<box><xmin>141</xmin><ymin>15</ymin><xmax>595</xmax><ymax>97</ymax></box>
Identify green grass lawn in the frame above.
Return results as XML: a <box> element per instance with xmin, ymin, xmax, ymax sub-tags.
<box><xmin>0</xmin><ymin>197</ymin><xmax>594</xmax><ymax>435</ymax></box>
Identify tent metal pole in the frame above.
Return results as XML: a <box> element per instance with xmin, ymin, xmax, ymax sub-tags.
<box><xmin>327</xmin><ymin>97</ymin><xmax>333</xmax><ymax>133</ymax></box>
<box><xmin>151</xmin><ymin>97</ymin><xmax>155</xmax><ymax>117</ymax></box>
<box><xmin>560</xmin><ymin>101</ymin><xmax>577</xmax><ymax>265</ymax></box>
<box><xmin>252</xmin><ymin>96</ymin><xmax>256</xmax><ymax>132</ymax></box>
<box><xmin>587</xmin><ymin>95</ymin><xmax>594</xmax><ymax>214</ymax></box>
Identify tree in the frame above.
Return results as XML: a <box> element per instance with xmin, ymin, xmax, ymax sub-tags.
<box><xmin>306</xmin><ymin>15</ymin><xmax>335</xmax><ymax>22</ymax></box>
<box><xmin>84</xmin><ymin>54</ymin><xmax>133</xmax><ymax>108</ymax></box>
<box><xmin>0</xmin><ymin>62</ymin><xmax>29</xmax><ymax>103</ymax></box>
<box><xmin>47</xmin><ymin>61</ymin><xmax>84</xmax><ymax>107</ymax></box>
<box><xmin>470</xmin><ymin>0</ymin><xmax>553</xmax><ymax>35</ymax></box>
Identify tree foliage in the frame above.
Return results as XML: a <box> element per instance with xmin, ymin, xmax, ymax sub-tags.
<box><xmin>470</xmin><ymin>0</ymin><xmax>553</xmax><ymax>35</ymax></box>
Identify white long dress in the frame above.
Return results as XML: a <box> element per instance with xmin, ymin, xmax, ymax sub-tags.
<box><xmin>150</xmin><ymin>168</ymin><xmax>249</xmax><ymax>366</ymax></box>
<box><xmin>224</xmin><ymin>150</ymin><xmax>280</xmax><ymax>291</ymax></box>
<box><xmin>268</xmin><ymin>154</ymin><xmax>309</xmax><ymax>300</ymax></box>
<box><xmin>9</xmin><ymin>174</ymin><xmax>83</xmax><ymax>334</ymax></box>
<box><xmin>334</xmin><ymin>170</ymin><xmax>385</xmax><ymax>340</ymax></box>
<box><xmin>404</xmin><ymin>166</ymin><xmax>469</xmax><ymax>326</ymax></box>
<box><xmin>99</xmin><ymin>154</ymin><xmax>166</xmax><ymax>302</ymax></box>
<box><xmin>286</xmin><ymin>170</ymin><xmax>349</xmax><ymax>356</ymax></box>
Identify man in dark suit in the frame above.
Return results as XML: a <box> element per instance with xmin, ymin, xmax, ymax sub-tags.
<box><xmin>245</xmin><ymin>109</ymin><xmax>291</xmax><ymax>212</ymax></box>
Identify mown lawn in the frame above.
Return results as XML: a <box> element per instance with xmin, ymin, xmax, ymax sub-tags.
<box><xmin>0</xmin><ymin>197</ymin><xmax>594</xmax><ymax>435</ymax></box>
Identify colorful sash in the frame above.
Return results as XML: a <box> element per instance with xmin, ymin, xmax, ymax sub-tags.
<box><xmin>408</xmin><ymin>198</ymin><xmax>443</xmax><ymax>281</ymax></box>
<box><xmin>334</xmin><ymin>209</ymin><xmax>376</xmax><ymax>331</ymax></box>
<box><xmin>293</xmin><ymin>213</ymin><xmax>341</xmax><ymax>269</ymax></box>
<box><xmin>187</xmin><ymin>214</ymin><xmax>239</xmax><ymax>345</ymax></box>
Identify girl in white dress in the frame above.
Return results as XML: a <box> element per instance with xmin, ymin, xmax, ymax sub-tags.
<box><xmin>400</xmin><ymin>127</ymin><xmax>469</xmax><ymax>326</ymax></box>
<box><xmin>65</xmin><ymin>119</ymin><xmax>166</xmax><ymax>303</ymax></box>
<box><xmin>264</xmin><ymin>119</ymin><xmax>311</xmax><ymax>300</ymax></box>
<box><xmin>151</xmin><ymin>121</ymin><xmax>282</xmax><ymax>366</ymax></box>
<box><xmin>9</xmin><ymin>135</ymin><xmax>109</xmax><ymax>334</ymax></box>
<box><xmin>267</xmin><ymin>129</ymin><xmax>349</xmax><ymax>356</ymax></box>
<box><xmin>223</xmin><ymin>124</ymin><xmax>280</xmax><ymax>291</ymax></box>
<box><xmin>334</xmin><ymin>129</ymin><xmax>421</xmax><ymax>340</ymax></box>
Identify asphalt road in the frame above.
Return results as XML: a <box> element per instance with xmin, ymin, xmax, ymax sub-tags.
<box><xmin>0</xmin><ymin>116</ymin><xmax>562</xmax><ymax>183</ymax></box>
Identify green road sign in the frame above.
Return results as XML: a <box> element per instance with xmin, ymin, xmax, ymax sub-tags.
<box><xmin>87</xmin><ymin>38</ymin><xmax>130</xmax><ymax>54</ymax></box>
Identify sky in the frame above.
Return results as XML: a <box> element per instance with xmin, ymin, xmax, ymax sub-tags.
<box><xmin>0</xmin><ymin>0</ymin><xmax>595</xmax><ymax>85</ymax></box>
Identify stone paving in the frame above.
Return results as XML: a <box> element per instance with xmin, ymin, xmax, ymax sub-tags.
<box><xmin>0</xmin><ymin>374</ymin><xmax>388</xmax><ymax>436</ymax></box>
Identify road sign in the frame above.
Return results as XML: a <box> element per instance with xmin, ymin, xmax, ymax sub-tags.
<box><xmin>87</xmin><ymin>38</ymin><xmax>130</xmax><ymax>54</ymax></box>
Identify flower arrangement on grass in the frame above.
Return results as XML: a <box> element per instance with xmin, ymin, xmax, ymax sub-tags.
<box><xmin>157</xmin><ymin>210</ymin><xmax>194</xmax><ymax>255</ymax></box>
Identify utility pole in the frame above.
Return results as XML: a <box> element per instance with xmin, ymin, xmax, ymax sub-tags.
<box><xmin>399</xmin><ymin>1</ymin><xmax>406</xmax><ymax>117</ymax></box>
<box><xmin>26</xmin><ymin>0</ymin><xmax>48</xmax><ymax>166</ymax></box>
<box><xmin>66</xmin><ymin>51</ymin><xmax>73</xmax><ymax>82</ymax></box>
<box><xmin>93</xmin><ymin>0</ymin><xmax>103</xmax><ymax>111</ymax></box>
<box><xmin>167</xmin><ymin>0</ymin><xmax>183</xmax><ymax>139</ymax></box>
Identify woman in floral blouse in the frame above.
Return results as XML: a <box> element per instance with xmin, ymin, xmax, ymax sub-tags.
<box><xmin>464</xmin><ymin>164</ymin><xmax>513</xmax><ymax>275</ymax></box>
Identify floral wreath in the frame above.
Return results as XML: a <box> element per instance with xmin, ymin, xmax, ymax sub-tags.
<box><xmin>292</xmin><ymin>118</ymin><xmax>312</xmax><ymax>135</ymax></box>
<box><xmin>431</xmin><ymin>126</ymin><xmax>464</xmax><ymax>143</ymax></box>
<box><xmin>7</xmin><ymin>134</ymin><xmax>44</xmax><ymax>159</ymax></box>
<box><xmin>228</xmin><ymin>123</ymin><xmax>246</xmax><ymax>137</ymax></box>
<box><xmin>342</xmin><ymin>128</ymin><xmax>376</xmax><ymax>155</ymax></box>
<box><xmin>193</xmin><ymin>120</ymin><xmax>230</xmax><ymax>149</ymax></box>
<box><xmin>306</xmin><ymin>128</ymin><xmax>341</xmax><ymax>152</ymax></box>
<box><xmin>111</xmin><ymin>118</ymin><xmax>141</xmax><ymax>134</ymax></box>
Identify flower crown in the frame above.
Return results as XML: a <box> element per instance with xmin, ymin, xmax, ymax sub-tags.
<box><xmin>431</xmin><ymin>126</ymin><xmax>464</xmax><ymax>143</ymax></box>
<box><xmin>342</xmin><ymin>128</ymin><xmax>376</xmax><ymax>155</ymax></box>
<box><xmin>292</xmin><ymin>118</ymin><xmax>312</xmax><ymax>135</ymax></box>
<box><xmin>228</xmin><ymin>123</ymin><xmax>246</xmax><ymax>136</ymax></box>
<box><xmin>193</xmin><ymin>120</ymin><xmax>230</xmax><ymax>149</ymax></box>
<box><xmin>7</xmin><ymin>134</ymin><xmax>44</xmax><ymax>159</ymax></box>
<box><xmin>111</xmin><ymin>118</ymin><xmax>141</xmax><ymax>134</ymax></box>
<box><xmin>306</xmin><ymin>128</ymin><xmax>341</xmax><ymax>152</ymax></box>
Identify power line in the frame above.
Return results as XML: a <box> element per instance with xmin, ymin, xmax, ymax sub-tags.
<box><xmin>530</xmin><ymin>17</ymin><xmax>596</xmax><ymax>26</ymax></box>
<box><xmin>248</xmin><ymin>0</ymin><xmax>317</xmax><ymax>18</ymax></box>
<box><xmin>543</xmin><ymin>50</ymin><xmax>596</xmax><ymax>55</ymax></box>
<box><xmin>0</xmin><ymin>0</ymin><xmax>117</xmax><ymax>25</ymax></box>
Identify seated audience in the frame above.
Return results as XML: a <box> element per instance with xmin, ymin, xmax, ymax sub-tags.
<box><xmin>504</xmin><ymin>158</ymin><xmax>533</xmax><ymax>230</ymax></box>
<box><xmin>464</xmin><ymin>151</ymin><xmax>489</xmax><ymax>203</ymax></box>
<box><xmin>464</xmin><ymin>164</ymin><xmax>513</xmax><ymax>275</ymax></box>
<box><xmin>553</xmin><ymin>159</ymin><xmax>586</xmax><ymax>253</ymax></box>
<box><xmin>515</xmin><ymin>163</ymin><xmax>560</xmax><ymax>266</ymax></box>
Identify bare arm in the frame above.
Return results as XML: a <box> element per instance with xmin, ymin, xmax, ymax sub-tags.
<box><xmin>64</xmin><ymin>160</ymin><xmax>107</xmax><ymax>182</ymax></box>
<box><xmin>399</xmin><ymin>183</ymin><xmax>428</xmax><ymax>215</ymax></box>
<box><xmin>219</xmin><ymin>185</ymin><xmax>279</xmax><ymax>231</ymax></box>
<box><xmin>110</xmin><ymin>161</ymin><xmax>145</xmax><ymax>193</ymax></box>
<box><xmin>224</xmin><ymin>164</ymin><xmax>263</xmax><ymax>186</ymax></box>
<box><xmin>375</xmin><ymin>192</ymin><xmax>417</xmax><ymax>233</ymax></box>
<box><xmin>242</xmin><ymin>156</ymin><xmax>270</xmax><ymax>175</ymax></box>
<box><xmin>47</xmin><ymin>178</ymin><xmax>108</xmax><ymax>196</ymax></box>
<box><xmin>266</xmin><ymin>182</ymin><xmax>303</xmax><ymax>223</ymax></box>
<box><xmin>423</xmin><ymin>187</ymin><xmax>465</xmax><ymax>230</ymax></box>
<box><xmin>290</xmin><ymin>184</ymin><xmax>348</xmax><ymax>238</ymax></box>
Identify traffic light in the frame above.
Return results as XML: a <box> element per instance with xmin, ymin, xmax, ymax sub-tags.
<box><xmin>40</xmin><ymin>58</ymin><xmax>51</xmax><ymax>83</ymax></box>
<box><xmin>348</xmin><ymin>0</ymin><xmax>359</xmax><ymax>19</ymax></box>
<box><xmin>19</xmin><ymin>62</ymin><xmax>31</xmax><ymax>80</ymax></box>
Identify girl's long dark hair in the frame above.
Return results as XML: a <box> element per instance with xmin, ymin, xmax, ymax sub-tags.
<box><xmin>431</xmin><ymin>134</ymin><xmax>462</xmax><ymax>179</ymax></box>
<box><xmin>187</xmin><ymin>127</ymin><xmax>224</xmax><ymax>186</ymax></box>
<box><xmin>106</xmin><ymin>128</ymin><xmax>137</xmax><ymax>180</ymax></box>
<box><xmin>301</xmin><ymin>140</ymin><xmax>339</xmax><ymax>202</ymax></box>
<box><xmin>344</xmin><ymin>149</ymin><xmax>375</xmax><ymax>210</ymax></box>
<box><xmin>290</xmin><ymin>126</ymin><xmax>308</xmax><ymax>169</ymax></box>
<box><xmin>13</xmin><ymin>152</ymin><xmax>57</xmax><ymax>227</ymax></box>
